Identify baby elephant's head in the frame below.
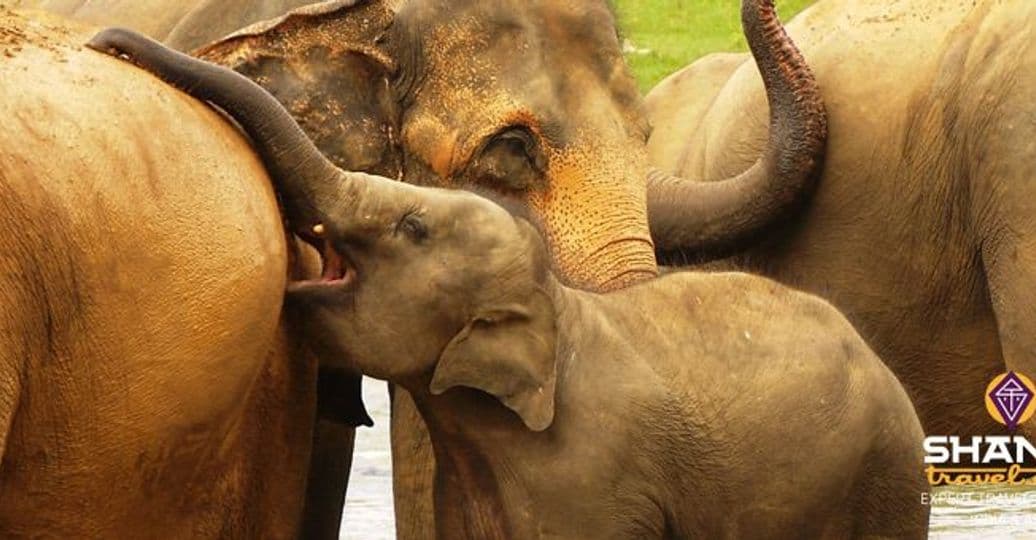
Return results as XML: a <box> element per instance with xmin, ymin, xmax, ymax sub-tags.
<box><xmin>290</xmin><ymin>172</ymin><xmax>559</xmax><ymax>431</ymax></box>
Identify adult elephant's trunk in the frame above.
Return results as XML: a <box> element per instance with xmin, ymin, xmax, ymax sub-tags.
<box><xmin>86</xmin><ymin>28</ymin><xmax>354</xmax><ymax>232</ymax></box>
<box><xmin>647</xmin><ymin>0</ymin><xmax>827</xmax><ymax>261</ymax></box>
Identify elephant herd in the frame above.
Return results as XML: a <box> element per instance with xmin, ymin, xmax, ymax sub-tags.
<box><xmin>1</xmin><ymin>0</ymin><xmax>1033</xmax><ymax>538</ymax></box>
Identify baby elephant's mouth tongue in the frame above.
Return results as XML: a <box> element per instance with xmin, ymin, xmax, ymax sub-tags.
<box><xmin>289</xmin><ymin>226</ymin><xmax>356</xmax><ymax>291</ymax></box>
<box><xmin>319</xmin><ymin>238</ymin><xmax>353</xmax><ymax>284</ymax></box>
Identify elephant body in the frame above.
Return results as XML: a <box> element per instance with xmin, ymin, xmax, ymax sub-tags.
<box><xmin>8</xmin><ymin>4</ymin><xmax>373</xmax><ymax>536</ymax></box>
<box><xmin>403</xmin><ymin>270</ymin><xmax>930</xmax><ymax>539</ymax></box>
<box><xmin>0</xmin><ymin>12</ymin><xmax>316</xmax><ymax>536</ymax></box>
<box><xmin>646</xmin><ymin>0</ymin><xmax>1036</xmax><ymax>439</ymax></box>
<box><xmin>9</xmin><ymin>0</ymin><xmax>318</xmax><ymax>50</ymax></box>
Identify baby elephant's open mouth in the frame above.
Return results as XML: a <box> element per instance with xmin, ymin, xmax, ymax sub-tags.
<box><xmin>288</xmin><ymin>224</ymin><xmax>358</xmax><ymax>294</ymax></box>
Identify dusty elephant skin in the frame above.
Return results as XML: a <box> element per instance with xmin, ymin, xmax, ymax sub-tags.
<box><xmin>0</xmin><ymin>11</ymin><xmax>326</xmax><ymax>538</ymax></box>
<box><xmin>51</xmin><ymin>0</ymin><xmax>824</xmax><ymax>536</ymax></box>
<box><xmin>9</xmin><ymin>0</ymin><xmax>319</xmax><ymax>51</ymax></box>
<box><xmin>85</xmin><ymin>29</ymin><xmax>926</xmax><ymax>538</ymax></box>
<box><xmin>10</xmin><ymin>2</ymin><xmax>373</xmax><ymax>536</ymax></box>
<box><xmin>645</xmin><ymin>0</ymin><xmax>1036</xmax><ymax>442</ymax></box>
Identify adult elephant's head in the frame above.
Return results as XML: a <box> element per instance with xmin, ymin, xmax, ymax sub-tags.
<box><xmin>197</xmin><ymin>0</ymin><xmax>824</xmax><ymax>288</ymax></box>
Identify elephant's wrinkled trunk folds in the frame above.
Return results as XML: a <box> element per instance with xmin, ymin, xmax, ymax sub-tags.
<box><xmin>647</xmin><ymin>0</ymin><xmax>827</xmax><ymax>262</ymax></box>
<box><xmin>86</xmin><ymin>28</ymin><xmax>357</xmax><ymax>234</ymax></box>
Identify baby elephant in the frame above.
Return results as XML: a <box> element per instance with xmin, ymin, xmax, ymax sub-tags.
<box><xmin>89</xmin><ymin>29</ymin><xmax>929</xmax><ymax>539</ymax></box>
<box><xmin>291</xmin><ymin>201</ymin><xmax>931</xmax><ymax>539</ymax></box>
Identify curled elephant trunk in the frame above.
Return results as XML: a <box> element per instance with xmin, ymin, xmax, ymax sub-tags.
<box><xmin>647</xmin><ymin>0</ymin><xmax>827</xmax><ymax>262</ymax></box>
<box><xmin>86</xmin><ymin>28</ymin><xmax>353</xmax><ymax>232</ymax></box>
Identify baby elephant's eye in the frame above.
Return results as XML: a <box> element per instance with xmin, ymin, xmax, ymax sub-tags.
<box><xmin>397</xmin><ymin>211</ymin><xmax>428</xmax><ymax>242</ymax></box>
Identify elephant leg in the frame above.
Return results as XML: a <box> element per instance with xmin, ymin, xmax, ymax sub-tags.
<box><xmin>301</xmin><ymin>368</ymin><xmax>371</xmax><ymax>539</ymax></box>
<box><xmin>0</xmin><ymin>235</ymin><xmax>32</xmax><ymax>464</ymax></box>
<box><xmin>978</xmin><ymin>117</ymin><xmax>1036</xmax><ymax>436</ymax></box>
<box><xmin>970</xmin><ymin>47</ymin><xmax>1036</xmax><ymax>436</ymax></box>
<box><xmin>0</xmin><ymin>338</ymin><xmax>23</xmax><ymax>464</ymax></box>
<box><xmin>391</xmin><ymin>385</ymin><xmax>437</xmax><ymax>540</ymax></box>
<box><xmin>983</xmin><ymin>228</ymin><xmax>1036</xmax><ymax>432</ymax></box>
<box><xmin>302</xmin><ymin>419</ymin><xmax>356</xmax><ymax>539</ymax></box>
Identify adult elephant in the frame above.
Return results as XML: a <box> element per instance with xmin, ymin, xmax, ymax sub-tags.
<box><xmin>9</xmin><ymin>3</ymin><xmax>376</xmax><ymax>535</ymax></box>
<box><xmin>8</xmin><ymin>3</ymin><xmax>399</xmax><ymax>536</ymax></box>
<box><xmin>14</xmin><ymin>0</ymin><xmax>826</xmax><ymax>537</ymax></box>
<box><xmin>646</xmin><ymin>0</ymin><xmax>1036</xmax><ymax>440</ymax></box>
<box><xmin>0</xmin><ymin>10</ymin><xmax>355</xmax><ymax>537</ymax></box>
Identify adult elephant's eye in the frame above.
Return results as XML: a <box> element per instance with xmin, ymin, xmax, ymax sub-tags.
<box><xmin>467</xmin><ymin>126</ymin><xmax>547</xmax><ymax>193</ymax></box>
<box><xmin>397</xmin><ymin>211</ymin><xmax>428</xmax><ymax>242</ymax></box>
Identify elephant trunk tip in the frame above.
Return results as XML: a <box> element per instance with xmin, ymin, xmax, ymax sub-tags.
<box><xmin>744</xmin><ymin>0</ymin><xmax>828</xmax><ymax>153</ymax></box>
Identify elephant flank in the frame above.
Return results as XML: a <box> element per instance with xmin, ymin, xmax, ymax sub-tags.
<box><xmin>647</xmin><ymin>0</ymin><xmax>827</xmax><ymax>262</ymax></box>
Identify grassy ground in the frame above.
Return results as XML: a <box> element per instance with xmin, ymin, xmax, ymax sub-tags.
<box><xmin>613</xmin><ymin>0</ymin><xmax>815</xmax><ymax>92</ymax></box>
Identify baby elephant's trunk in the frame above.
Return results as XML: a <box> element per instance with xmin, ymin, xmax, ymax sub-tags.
<box><xmin>86</xmin><ymin>28</ymin><xmax>353</xmax><ymax>233</ymax></box>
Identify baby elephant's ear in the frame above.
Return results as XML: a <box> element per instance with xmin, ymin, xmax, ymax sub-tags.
<box><xmin>430</xmin><ymin>296</ymin><xmax>558</xmax><ymax>431</ymax></box>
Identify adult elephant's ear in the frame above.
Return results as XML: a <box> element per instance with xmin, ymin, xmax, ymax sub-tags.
<box><xmin>431</xmin><ymin>296</ymin><xmax>558</xmax><ymax>432</ymax></box>
<box><xmin>164</xmin><ymin>0</ymin><xmax>321</xmax><ymax>52</ymax></box>
<box><xmin>194</xmin><ymin>0</ymin><xmax>402</xmax><ymax>178</ymax></box>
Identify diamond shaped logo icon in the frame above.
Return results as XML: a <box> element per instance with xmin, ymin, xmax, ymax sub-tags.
<box><xmin>987</xmin><ymin>372</ymin><xmax>1035</xmax><ymax>431</ymax></box>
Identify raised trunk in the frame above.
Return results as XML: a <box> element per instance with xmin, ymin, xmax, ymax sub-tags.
<box><xmin>86</xmin><ymin>28</ymin><xmax>348</xmax><ymax>231</ymax></box>
<box><xmin>647</xmin><ymin>0</ymin><xmax>827</xmax><ymax>262</ymax></box>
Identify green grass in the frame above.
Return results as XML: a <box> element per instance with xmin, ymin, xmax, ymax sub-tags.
<box><xmin>613</xmin><ymin>0</ymin><xmax>815</xmax><ymax>92</ymax></box>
